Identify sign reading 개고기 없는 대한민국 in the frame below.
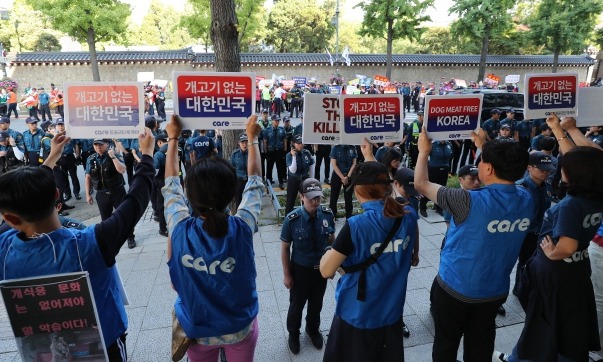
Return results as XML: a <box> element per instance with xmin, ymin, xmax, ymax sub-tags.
<box><xmin>524</xmin><ymin>73</ymin><xmax>578</xmax><ymax>119</ymax></box>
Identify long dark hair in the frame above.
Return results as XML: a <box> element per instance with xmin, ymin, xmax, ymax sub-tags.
<box><xmin>381</xmin><ymin>148</ymin><xmax>402</xmax><ymax>175</ymax></box>
<box><xmin>561</xmin><ymin>146</ymin><xmax>603</xmax><ymax>202</ymax></box>
<box><xmin>185</xmin><ymin>157</ymin><xmax>237</xmax><ymax>238</ymax></box>
<box><xmin>354</xmin><ymin>174</ymin><xmax>407</xmax><ymax>218</ymax></box>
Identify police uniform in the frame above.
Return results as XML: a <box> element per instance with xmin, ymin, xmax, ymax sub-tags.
<box><xmin>406</xmin><ymin>118</ymin><xmax>423</xmax><ymax>169</ymax></box>
<box><xmin>289</xmin><ymin>86</ymin><xmax>303</xmax><ymax>118</ymax></box>
<box><xmin>482</xmin><ymin>117</ymin><xmax>501</xmax><ymax>140</ymax></box>
<box><xmin>57</xmin><ymin>129</ymin><xmax>80</xmax><ymax>200</ymax></box>
<box><xmin>230</xmin><ymin>135</ymin><xmax>249</xmax><ymax>209</ymax></box>
<box><xmin>281</xmin><ymin>185</ymin><xmax>334</xmax><ymax>351</ymax></box>
<box><xmin>419</xmin><ymin>141</ymin><xmax>453</xmax><ymax>215</ymax></box>
<box><xmin>77</xmin><ymin>139</ymin><xmax>95</xmax><ymax>169</ymax></box>
<box><xmin>263</xmin><ymin>118</ymin><xmax>287</xmax><ymax>187</ymax></box>
<box><xmin>0</xmin><ymin>133</ymin><xmax>24</xmax><ymax>173</ymax></box>
<box><xmin>23</xmin><ymin>117</ymin><xmax>44</xmax><ymax>166</ymax></box>
<box><xmin>329</xmin><ymin>145</ymin><xmax>357</xmax><ymax>219</ymax></box>
<box><xmin>119</xmin><ymin>138</ymin><xmax>136</xmax><ymax>185</ymax></box>
<box><xmin>515</xmin><ymin>120</ymin><xmax>532</xmax><ymax>150</ymax></box>
<box><xmin>257</xmin><ymin>116</ymin><xmax>271</xmax><ymax>180</ymax></box>
<box><xmin>285</xmin><ymin>137</ymin><xmax>315</xmax><ymax>214</ymax></box>
<box><xmin>0</xmin><ymin>117</ymin><xmax>25</xmax><ymax>152</ymax></box>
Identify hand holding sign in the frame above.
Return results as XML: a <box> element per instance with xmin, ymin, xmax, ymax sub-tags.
<box><xmin>246</xmin><ymin>114</ymin><xmax>261</xmax><ymax>142</ymax></box>
<box><xmin>470</xmin><ymin>128</ymin><xmax>487</xmax><ymax>150</ymax></box>
<box><xmin>166</xmin><ymin>114</ymin><xmax>183</xmax><ymax>140</ymax></box>
<box><xmin>418</xmin><ymin>127</ymin><xmax>432</xmax><ymax>155</ymax></box>
<box><xmin>546</xmin><ymin>113</ymin><xmax>562</xmax><ymax>131</ymax></box>
<box><xmin>560</xmin><ymin>116</ymin><xmax>577</xmax><ymax>131</ymax></box>
<box><xmin>138</xmin><ymin>127</ymin><xmax>155</xmax><ymax>157</ymax></box>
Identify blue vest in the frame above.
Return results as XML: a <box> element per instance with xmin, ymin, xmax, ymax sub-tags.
<box><xmin>441</xmin><ymin>184</ymin><xmax>535</xmax><ymax>299</ymax></box>
<box><xmin>0</xmin><ymin>228</ymin><xmax>128</xmax><ymax>345</ymax></box>
<box><xmin>335</xmin><ymin>201</ymin><xmax>417</xmax><ymax>329</ymax></box>
<box><xmin>168</xmin><ymin>216</ymin><xmax>258</xmax><ymax>338</ymax></box>
<box><xmin>191</xmin><ymin>135</ymin><xmax>214</xmax><ymax>159</ymax></box>
<box><xmin>428</xmin><ymin>141</ymin><xmax>453</xmax><ymax>167</ymax></box>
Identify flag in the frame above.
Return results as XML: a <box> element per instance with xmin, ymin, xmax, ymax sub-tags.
<box><xmin>342</xmin><ymin>46</ymin><xmax>351</xmax><ymax>66</ymax></box>
<box><xmin>326</xmin><ymin>48</ymin><xmax>334</xmax><ymax>66</ymax></box>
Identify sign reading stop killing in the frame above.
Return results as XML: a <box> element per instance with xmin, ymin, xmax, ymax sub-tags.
<box><xmin>424</xmin><ymin>94</ymin><xmax>483</xmax><ymax>141</ymax></box>
<box><xmin>302</xmin><ymin>93</ymin><xmax>341</xmax><ymax>144</ymax></box>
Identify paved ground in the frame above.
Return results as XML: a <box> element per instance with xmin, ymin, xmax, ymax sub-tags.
<box><xmin>1</xmin><ymin>109</ymin><xmax>530</xmax><ymax>361</ymax></box>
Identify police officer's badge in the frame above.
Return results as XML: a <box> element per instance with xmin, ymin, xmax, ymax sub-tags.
<box><xmin>323</xmin><ymin>219</ymin><xmax>328</xmax><ymax>227</ymax></box>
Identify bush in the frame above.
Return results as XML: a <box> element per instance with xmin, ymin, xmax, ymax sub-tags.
<box><xmin>0</xmin><ymin>78</ymin><xmax>18</xmax><ymax>91</ymax></box>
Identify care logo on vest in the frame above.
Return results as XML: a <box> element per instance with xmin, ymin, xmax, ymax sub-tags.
<box><xmin>582</xmin><ymin>212</ymin><xmax>602</xmax><ymax>228</ymax></box>
<box><xmin>486</xmin><ymin>218</ymin><xmax>530</xmax><ymax>233</ymax></box>
<box><xmin>370</xmin><ymin>236</ymin><xmax>410</xmax><ymax>254</ymax></box>
<box><xmin>181</xmin><ymin>254</ymin><xmax>235</xmax><ymax>274</ymax></box>
<box><xmin>194</xmin><ymin>140</ymin><xmax>210</xmax><ymax>147</ymax></box>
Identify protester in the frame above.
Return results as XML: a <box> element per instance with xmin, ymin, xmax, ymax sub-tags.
<box><xmin>163</xmin><ymin>115</ymin><xmax>262</xmax><ymax>361</ymax></box>
<box><xmin>0</xmin><ymin>128</ymin><xmax>155</xmax><ymax>361</ymax></box>
<box><xmin>320</xmin><ymin>139</ymin><xmax>418</xmax><ymax>361</ymax></box>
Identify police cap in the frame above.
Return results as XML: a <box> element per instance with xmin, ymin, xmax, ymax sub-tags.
<box><xmin>25</xmin><ymin>117</ymin><xmax>38</xmax><ymax>124</ymax></box>
<box><xmin>156</xmin><ymin>133</ymin><xmax>168</xmax><ymax>142</ymax></box>
<box><xmin>0</xmin><ymin>116</ymin><xmax>9</xmax><ymax>124</ymax></box>
<box><xmin>239</xmin><ymin>134</ymin><xmax>248</xmax><ymax>142</ymax></box>
<box><xmin>93</xmin><ymin>139</ymin><xmax>109</xmax><ymax>145</ymax></box>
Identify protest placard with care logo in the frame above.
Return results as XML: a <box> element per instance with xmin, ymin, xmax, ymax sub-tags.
<box><xmin>339</xmin><ymin>94</ymin><xmax>403</xmax><ymax>145</ymax></box>
<box><xmin>524</xmin><ymin>73</ymin><xmax>578</xmax><ymax>119</ymax></box>
<box><xmin>64</xmin><ymin>82</ymin><xmax>145</xmax><ymax>139</ymax></box>
<box><xmin>173</xmin><ymin>71</ymin><xmax>255</xmax><ymax>130</ymax></box>
<box><xmin>302</xmin><ymin>93</ymin><xmax>341</xmax><ymax>144</ymax></box>
<box><xmin>424</xmin><ymin>94</ymin><xmax>483</xmax><ymax>141</ymax></box>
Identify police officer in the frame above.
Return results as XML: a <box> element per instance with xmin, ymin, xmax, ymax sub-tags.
<box><xmin>230</xmin><ymin>133</ymin><xmax>249</xmax><ymax>210</ymax></box>
<box><xmin>419</xmin><ymin>139</ymin><xmax>453</xmax><ymax>217</ymax></box>
<box><xmin>118</xmin><ymin>138</ymin><xmax>136</xmax><ymax>185</ymax></box>
<box><xmin>514</xmin><ymin>117</ymin><xmax>533</xmax><ymax>151</ymax></box>
<box><xmin>77</xmin><ymin>139</ymin><xmax>95</xmax><ymax>170</ymax></box>
<box><xmin>329</xmin><ymin>144</ymin><xmax>357</xmax><ymax>219</ymax></box>
<box><xmin>40</xmin><ymin>124</ymin><xmax>74</xmax><ymax>215</ymax></box>
<box><xmin>0</xmin><ymin>116</ymin><xmax>25</xmax><ymax>153</ymax></box>
<box><xmin>499</xmin><ymin>108</ymin><xmax>517</xmax><ymax>138</ymax></box>
<box><xmin>263</xmin><ymin>114</ymin><xmax>287</xmax><ymax>188</ymax></box>
<box><xmin>55</xmin><ymin>119</ymin><xmax>81</xmax><ymax>201</ymax></box>
<box><xmin>406</xmin><ymin>111</ymin><xmax>423</xmax><ymax>169</ymax></box>
<box><xmin>283</xmin><ymin>116</ymin><xmax>294</xmax><ymax>149</ymax></box>
<box><xmin>257</xmin><ymin>109</ymin><xmax>271</xmax><ymax>181</ymax></box>
<box><xmin>496</xmin><ymin>124</ymin><xmax>515</xmax><ymax>141</ymax></box>
<box><xmin>285</xmin><ymin>135</ymin><xmax>315</xmax><ymax>214</ymax></box>
<box><xmin>281</xmin><ymin>178</ymin><xmax>335</xmax><ymax>354</ymax></box>
<box><xmin>0</xmin><ymin>131</ymin><xmax>24</xmax><ymax>174</ymax></box>
<box><xmin>23</xmin><ymin>116</ymin><xmax>45</xmax><ymax>166</ymax></box>
<box><xmin>289</xmin><ymin>84</ymin><xmax>303</xmax><ymax>118</ymax></box>
<box><xmin>482</xmin><ymin>109</ymin><xmax>502</xmax><ymax>141</ymax></box>
<box><xmin>85</xmin><ymin>139</ymin><xmax>136</xmax><ymax>248</ymax></box>
<box><xmin>153</xmin><ymin>133</ymin><xmax>169</xmax><ymax>237</ymax></box>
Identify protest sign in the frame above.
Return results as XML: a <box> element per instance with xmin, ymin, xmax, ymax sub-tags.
<box><xmin>302</xmin><ymin>93</ymin><xmax>341</xmax><ymax>144</ymax></box>
<box><xmin>524</xmin><ymin>73</ymin><xmax>578</xmax><ymax>119</ymax></box>
<box><xmin>339</xmin><ymin>94</ymin><xmax>403</xmax><ymax>145</ymax></box>
<box><xmin>484</xmin><ymin>74</ymin><xmax>500</xmax><ymax>87</ymax></box>
<box><xmin>136</xmin><ymin>72</ymin><xmax>154</xmax><ymax>83</ymax></box>
<box><xmin>281</xmin><ymin>80</ymin><xmax>296</xmax><ymax>90</ymax></box>
<box><xmin>454</xmin><ymin>79</ymin><xmax>467</xmax><ymax>88</ymax></box>
<box><xmin>373</xmin><ymin>75</ymin><xmax>390</xmax><ymax>86</ymax></box>
<box><xmin>575</xmin><ymin>87</ymin><xmax>603</xmax><ymax>127</ymax></box>
<box><xmin>424</xmin><ymin>94</ymin><xmax>483</xmax><ymax>140</ymax></box>
<box><xmin>292</xmin><ymin>77</ymin><xmax>307</xmax><ymax>87</ymax></box>
<box><xmin>173</xmin><ymin>71</ymin><xmax>255</xmax><ymax>129</ymax></box>
<box><xmin>64</xmin><ymin>82</ymin><xmax>145</xmax><ymax>139</ymax></box>
<box><xmin>505</xmin><ymin>74</ymin><xmax>520</xmax><ymax>84</ymax></box>
<box><xmin>328</xmin><ymin>85</ymin><xmax>342</xmax><ymax>94</ymax></box>
<box><xmin>0</xmin><ymin>272</ymin><xmax>107</xmax><ymax>361</ymax></box>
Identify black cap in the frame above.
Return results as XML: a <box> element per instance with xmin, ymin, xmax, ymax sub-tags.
<box><xmin>0</xmin><ymin>131</ymin><xmax>8</xmax><ymax>142</ymax></box>
<box><xmin>271</xmin><ymin>114</ymin><xmax>280</xmax><ymax>121</ymax></box>
<box><xmin>300</xmin><ymin>178</ymin><xmax>323</xmax><ymax>199</ymax></box>
<box><xmin>500</xmin><ymin>124</ymin><xmax>511</xmax><ymax>130</ymax></box>
<box><xmin>417</xmin><ymin>110</ymin><xmax>424</xmax><ymax>115</ymax></box>
<box><xmin>490</xmin><ymin>108</ymin><xmax>501</xmax><ymax>114</ymax></box>
<box><xmin>507</xmin><ymin>108</ymin><xmax>516</xmax><ymax>113</ymax></box>
<box><xmin>156</xmin><ymin>133</ymin><xmax>168</xmax><ymax>142</ymax></box>
<box><xmin>529</xmin><ymin>152</ymin><xmax>555</xmax><ymax>172</ymax></box>
<box><xmin>93</xmin><ymin>139</ymin><xmax>109</xmax><ymax>145</ymax></box>
<box><xmin>283</xmin><ymin>116</ymin><xmax>290</xmax><ymax>122</ymax></box>
<box><xmin>347</xmin><ymin>161</ymin><xmax>391</xmax><ymax>192</ymax></box>
<box><xmin>393</xmin><ymin>168</ymin><xmax>419</xmax><ymax>197</ymax></box>
<box><xmin>40</xmin><ymin>120</ymin><xmax>52</xmax><ymax>132</ymax></box>
<box><xmin>239</xmin><ymin>134</ymin><xmax>248</xmax><ymax>142</ymax></box>
<box><xmin>55</xmin><ymin>118</ymin><xmax>64</xmax><ymax>125</ymax></box>
<box><xmin>458</xmin><ymin>164</ymin><xmax>479</xmax><ymax>178</ymax></box>
<box><xmin>25</xmin><ymin>117</ymin><xmax>38</xmax><ymax>124</ymax></box>
<box><xmin>293</xmin><ymin>135</ymin><xmax>303</xmax><ymax>144</ymax></box>
<box><xmin>145</xmin><ymin>115</ymin><xmax>157</xmax><ymax>123</ymax></box>
<box><xmin>0</xmin><ymin>117</ymin><xmax>9</xmax><ymax>124</ymax></box>
<box><xmin>261</xmin><ymin>109</ymin><xmax>268</xmax><ymax>114</ymax></box>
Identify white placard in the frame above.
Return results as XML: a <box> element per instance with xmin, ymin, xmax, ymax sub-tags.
<box><xmin>339</xmin><ymin>94</ymin><xmax>403</xmax><ymax>145</ymax></box>
<box><xmin>137</xmin><ymin>72</ymin><xmax>154</xmax><ymax>82</ymax></box>
<box><xmin>575</xmin><ymin>87</ymin><xmax>603</xmax><ymax>126</ymax></box>
<box><xmin>424</xmin><ymin>94</ymin><xmax>483</xmax><ymax>141</ymax></box>
<box><xmin>505</xmin><ymin>75</ymin><xmax>520</xmax><ymax>84</ymax></box>
<box><xmin>301</xmin><ymin>93</ymin><xmax>341</xmax><ymax>144</ymax></box>
<box><xmin>524</xmin><ymin>73</ymin><xmax>579</xmax><ymax>119</ymax></box>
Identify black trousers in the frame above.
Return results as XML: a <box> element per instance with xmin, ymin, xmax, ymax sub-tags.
<box><xmin>430</xmin><ymin>279</ymin><xmax>504</xmax><ymax>362</ymax></box>
<box><xmin>323</xmin><ymin>316</ymin><xmax>404</xmax><ymax>362</ymax></box>
<box><xmin>513</xmin><ymin>233</ymin><xmax>539</xmax><ymax>294</ymax></box>
<box><xmin>7</xmin><ymin>103</ymin><xmax>17</xmax><ymax>118</ymax></box>
<box><xmin>285</xmin><ymin>175</ymin><xmax>304</xmax><ymax>215</ymax></box>
<box><xmin>266</xmin><ymin>149</ymin><xmax>285</xmax><ymax>184</ymax></box>
<box><xmin>39</xmin><ymin>104</ymin><xmax>52</xmax><ymax>121</ymax></box>
<box><xmin>53</xmin><ymin>166</ymin><xmax>68</xmax><ymax>207</ymax></box>
<box><xmin>27</xmin><ymin>151</ymin><xmax>41</xmax><ymax>166</ymax></box>
<box><xmin>123</xmin><ymin>152</ymin><xmax>136</xmax><ymax>186</ymax></box>
<box><xmin>59</xmin><ymin>154</ymin><xmax>80</xmax><ymax>196</ymax></box>
<box><xmin>403</xmin><ymin>95</ymin><xmax>411</xmax><ymax>112</ymax></box>
<box><xmin>290</xmin><ymin>98</ymin><xmax>302</xmax><ymax>117</ymax></box>
<box><xmin>260</xmin><ymin>152</ymin><xmax>268</xmax><ymax>180</ymax></box>
<box><xmin>287</xmin><ymin>263</ymin><xmax>327</xmax><ymax>334</ymax></box>
<box><xmin>107</xmin><ymin>333</ymin><xmax>128</xmax><ymax>361</ymax></box>
<box><xmin>450</xmin><ymin>142</ymin><xmax>462</xmax><ymax>175</ymax></box>
<box><xmin>329</xmin><ymin>171</ymin><xmax>353</xmax><ymax>219</ymax></box>
<box><xmin>155</xmin><ymin>180</ymin><xmax>166</xmax><ymax>232</ymax></box>
<box><xmin>96</xmin><ymin>186</ymin><xmax>127</xmax><ymax>221</ymax></box>
<box><xmin>262</xmin><ymin>99</ymin><xmax>271</xmax><ymax>113</ymax></box>
<box><xmin>459</xmin><ymin>140</ymin><xmax>475</xmax><ymax>167</ymax></box>
<box><xmin>57</xmin><ymin>105</ymin><xmax>64</xmax><ymax>118</ymax></box>
<box><xmin>156</xmin><ymin>101</ymin><xmax>166</xmax><ymax>119</ymax></box>
<box><xmin>314</xmin><ymin>146</ymin><xmax>331</xmax><ymax>181</ymax></box>
<box><xmin>420</xmin><ymin>166</ymin><xmax>449</xmax><ymax>211</ymax></box>
<box><xmin>408</xmin><ymin>146</ymin><xmax>419</xmax><ymax>169</ymax></box>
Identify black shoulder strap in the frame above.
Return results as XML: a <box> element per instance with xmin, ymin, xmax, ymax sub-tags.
<box><xmin>341</xmin><ymin>216</ymin><xmax>403</xmax><ymax>302</ymax></box>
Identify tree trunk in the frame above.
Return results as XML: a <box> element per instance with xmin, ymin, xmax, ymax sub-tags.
<box><xmin>477</xmin><ymin>22</ymin><xmax>491</xmax><ymax>83</ymax></box>
<box><xmin>210</xmin><ymin>0</ymin><xmax>242</xmax><ymax>172</ymax></box>
<box><xmin>87</xmin><ymin>27</ymin><xmax>100</xmax><ymax>81</ymax></box>
<box><xmin>552</xmin><ymin>46</ymin><xmax>559</xmax><ymax>73</ymax></box>
<box><xmin>386</xmin><ymin>19</ymin><xmax>393</xmax><ymax>80</ymax></box>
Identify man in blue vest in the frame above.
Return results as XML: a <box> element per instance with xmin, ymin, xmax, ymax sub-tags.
<box><xmin>189</xmin><ymin>129</ymin><xmax>216</xmax><ymax>163</ymax></box>
<box><xmin>281</xmin><ymin>178</ymin><xmax>335</xmax><ymax>354</ymax></box>
<box><xmin>0</xmin><ymin>128</ymin><xmax>156</xmax><ymax>361</ymax></box>
<box><xmin>414</xmin><ymin>130</ymin><xmax>535</xmax><ymax>361</ymax></box>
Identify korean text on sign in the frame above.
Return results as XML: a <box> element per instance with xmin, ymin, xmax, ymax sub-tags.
<box><xmin>68</xmin><ymin>86</ymin><xmax>141</xmax><ymax>127</ymax></box>
<box><xmin>345</xmin><ymin>99</ymin><xmax>399</xmax><ymax>133</ymax></box>
<box><xmin>524</xmin><ymin>73</ymin><xmax>578</xmax><ymax>118</ymax></box>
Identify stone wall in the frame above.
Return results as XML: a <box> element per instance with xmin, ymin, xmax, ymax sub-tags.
<box><xmin>6</xmin><ymin>62</ymin><xmax>592</xmax><ymax>93</ymax></box>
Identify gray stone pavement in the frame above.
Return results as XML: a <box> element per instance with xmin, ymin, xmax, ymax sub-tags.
<box><xmin>0</xmin><ymin>192</ymin><xmax>527</xmax><ymax>361</ymax></box>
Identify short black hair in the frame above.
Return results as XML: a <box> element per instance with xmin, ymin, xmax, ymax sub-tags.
<box><xmin>561</xmin><ymin>146</ymin><xmax>603</xmax><ymax>202</ymax></box>
<box><xmin>0</xmin><ymin>167</ymin><xmax>57</xmax><ymax>222</ymax></box>
<box><xmin>481</xmin><ymin>140</ymin><xmax>528</xmax><ymax>182</ymax></box>
<box><xmin>538</xmin><ymin>123</ymin><xmax>551</xmax><ymax>133</ymax></box>
<box><xmin>539</xmin><ymin>136</ymin><xmax>556</xmax><ymax>152</ymax></box>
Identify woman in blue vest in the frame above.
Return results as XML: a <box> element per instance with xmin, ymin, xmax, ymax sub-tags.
<box><xmin>320</xmin><ymin>139</ymin><xmax>418</xmax><ymax>362</ymax></box>
<box><xmin>162</xmin><ymin>115</ymin><xmax>263</xmax><ymax>362</ymax></box>
<box><xmin>496</xmin><ymin>115</ymin><xmax>603</xmax><ymax>362</ymax></box>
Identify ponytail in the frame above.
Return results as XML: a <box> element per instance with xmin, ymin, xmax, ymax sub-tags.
<box><xmin>383</xmin><ymin>195</ymin><xmax>407</xmax><ymax>218</ymax></box>
<box><xmin>201</xmin><ymin>209</ymin><xmax>229</xmax><ymax>238</ymax></box>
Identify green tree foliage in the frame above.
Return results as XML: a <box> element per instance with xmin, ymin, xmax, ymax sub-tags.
<box><xmin>183</xmin><ymin>0</ymin><xmax>264</xmax><ymax>52</ymax></box>
<box><xmin>128</xmin><ymin>0</ymin><xmax>195</xmax><ymax>49</ymax></box>
<box><xmin>526</xmin><ymin>0</ymin><xmax>603</xmax><ymax>72</ymax></box>
<box><xmin>265</xmin><ymin>0</ymin><xmax>335</xmax><ymax>53</ymax></box>
<box><xmin>33</xmin><ymin>33</ymin><xmax>61</xmax><ymax>52</ymax></box>
<box><xmin>0</xmin><ymin>0</ymin><xmax>54</xmax><ymax>52</ymax></box>
<box><xmin>449</xmin><ymin>0</ymin><xmax>516</xmax><ymax>82</ymax></box>
<box><xmin>26</xmin><ymin>0</ymin><xmax>131</xmax><ymax>81</ymax></box>
<box><xmin>356</xmin><ymin>0</ymin><xmax>433</xmax><ymax>79</ymax></box>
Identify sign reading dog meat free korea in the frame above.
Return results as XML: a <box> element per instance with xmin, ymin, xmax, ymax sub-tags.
<box><xmin>173</xmin><ymin>71</ymin><xmax>255</xmax><ymax>129</ymax></box>
<box><xmin>302</xmin><ymin>93</ymin><xmax>341</xmax><ymax>145</ymax></box>
<box><xmin>424</xmin><ymin>94</ymin><xmax>483</xmax><ymax>140</ymax></box>
<box><xmin>339</xmin><ymin>94</ymin><xmax>403</xmax><ymax>145</ymax></box>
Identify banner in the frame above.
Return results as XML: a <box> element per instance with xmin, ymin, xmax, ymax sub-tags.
<box><xmin>173</xmin><ymin>71</ymin><xmax>255</xmax><ymax>129</ymax></box>
<box><xmin>483</xmin><ymin>74</ymin><xmax>500</xmax><ymax>87</ymax></box>
<box><xmin>0</xmin><ymin>272</ymin><xmax>107</xmax><ymax>361</ymax></box>
<box><xmin>328</xmin><ymin>85</ymin><xmax>342</xmax><ymax>95</ymax></box>
<box><xmin>524</xmin><ymin>73</ymin><xmax>578</xmax><ymax>119</ymax></box>
<box><xmin>280</xmin><ymin>80</ymin><xmax>296</xmax><ymax>90</ymax></box>
<box><xmin>505</xmin><ymin>75</ymin><xmax>520</xmax><ymax>84</ymax></box>
<box><xmin>575</xmin><ymin>87</ymin><xmax>603</xmax><ymax>126</ymax></box>
<box><xmin>373</xmin><ymin>75</ymin><xmax>390</xmax><ymax>87</ymax></box>
<box><xmin>339</xmin><ymin>94</ymin><xmax>403</xmax><ymax>145</ymax></box>
<box><xmin>424</xmin><ymin>94</ymin><xmax>483</xmax><ymax>140</ymax></box>
<box><xmin>64</xmin><ymin>82</ymin><xmax>145</xmax><ymax>139</ymax></box>
<box><xmin>292</xmin><ymin>77</ymin><xmax>307</xmax><ymax>87</ymax></box>
<box><xmin>302</xmin><ymin>93</ymin><xmax>341</xmax><ymax>144</ymax></box>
